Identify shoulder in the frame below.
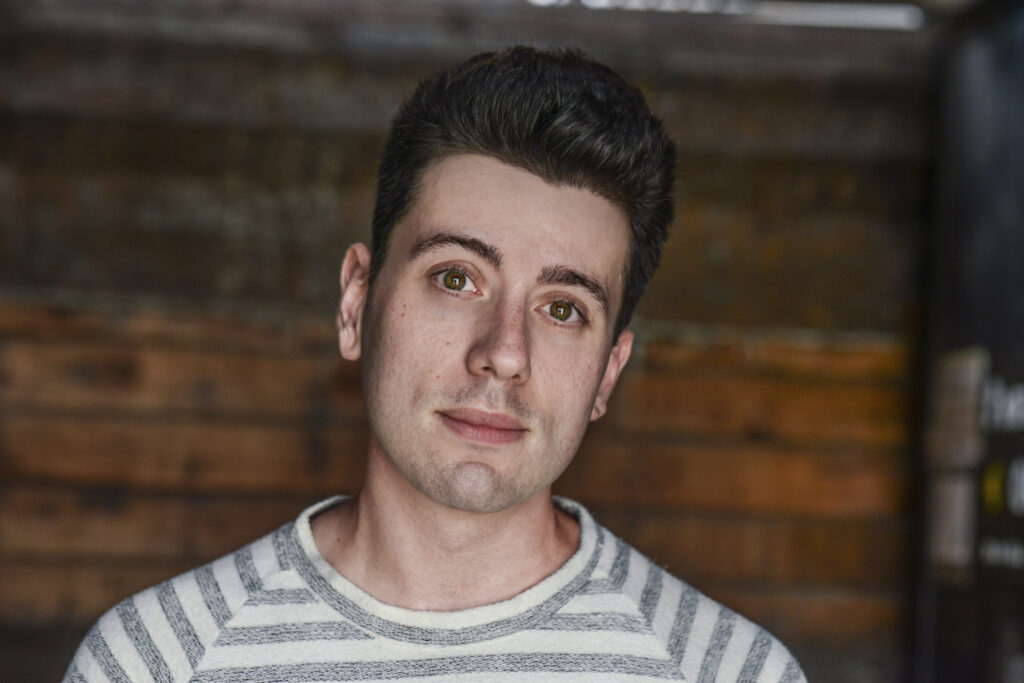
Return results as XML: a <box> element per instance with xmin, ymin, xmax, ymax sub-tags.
<box><xmin>595</xmin><ymin>523</ymin><xmax>808</xmax><ymax>683</ymax></box>
<box><xmin>62</xmin><ymin>520</ymin><xmax>298</xmax><ymax>682</ymax></box>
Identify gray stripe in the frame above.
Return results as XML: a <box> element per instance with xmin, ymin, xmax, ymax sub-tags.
<box><xmin>65</xmin><ymin>663</ymin><xmax>88</xmax><ymax>683</ymax></box>
<box><xmin>537</xmin><ymin>611</ymin><xmax>649</xmax><ymax>632</ymax></box>
<box><xmin>580</xmin><ymin>578</ymin><xmax>614</xmax><ymax>594</ymax></box>
<box><xmin>580</xmin><ymin>537</ymin><xmax>630</xmax><ymax>595</ymax></box>
<box><xmin>285</xmin><ymin>520</ymin><xmax>606</xmax><ymax>646</ymax></box>
<box><xmin>234</xmin><ymin>546</ymin><xmax>263</xmax><ymax>595</ymax></box>
<box><xmin>196</xmin><ymin>564</ymin><xmax>232</xmax><ymax>628</ymax></box>
<box><xmin>667</xmin><ymin>585</ymin><xmax>700</xmax><ymax>665</ymax></box>
<box><xmin>780</xmin><ymin>658</ymin><xmax>803</xmax><ymax>683</ymax></box>
<box><xmin>191</xmin><ymin>652</ymin><xmax>685</xmax><ymax>682</ymax></box>
<box><xmin>697</xmin><ymin>608</ymin><xmax>736</xmax><ymax>683</ymax></box>
<box><xmin>117</xmin><ymin>598</ymin><xmax>173</xmax><ymax>683</ymax></box>
<box><xmin>608</xmin><ymin>537</ymin><xmax>631</xmax><ymax>589</ymax></box>
<box><xmin>215</xmin><ymin>622</ymin><xmax>372</xmax><ymax>646</ymax></box>
<box><xmin>737</xmin><ymin>629</ymin><xmax>773</xmax><ymax>682</ymax></box>
<box><xmin>247</xmin><ymin>588</ymin><xmax>317</xmax><ymax>605</ymax></box>
<box><xmin>85</xmin><ymin>625</ymin><xmax>130</xmax><ymax>683</ymax></box>
<box><xmin>157</xmin><ymin>580</ymin><xmax>205</xmax><ymax>667</ymax></box>
<box><xmin>272</xmin><ymin>524</ymin><xmax>293</xmax><ymax>571</ymax></box>
<box><xmin>639</xmin><ymin>563</ymin><xmax>663</xmax><ymax>623</ymax></box>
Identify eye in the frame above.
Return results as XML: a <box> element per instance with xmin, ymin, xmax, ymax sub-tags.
<box><xmin>547</xmin><ymin>300</ymin><xmax>581</xmax><ymax>323</ymax></box>
<box><xmin>435</xmin><ymin>267</ymin><xmax>477</xmax><ymax>293</ymax></box>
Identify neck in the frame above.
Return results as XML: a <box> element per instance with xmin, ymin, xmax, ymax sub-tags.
<box><xmin>311</xmin><ymin>447</ymin><xmax>580</xmax><ymax>611</ymax></box>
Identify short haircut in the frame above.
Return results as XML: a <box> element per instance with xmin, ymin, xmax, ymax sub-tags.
<box><xmin>370</xmin><ymin>46</ymin><xmax>676</xmax><ymax>336</ymax></box>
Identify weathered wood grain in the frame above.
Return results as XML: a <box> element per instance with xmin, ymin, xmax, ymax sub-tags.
<box><xmin>0</xmin><ymin>487</ymin><xmax>303</xmax><ymax>560</ymax></box>
<box><xmin>0</xmin><ymin>414</ymin><xmax>368</xmax><ymax>494</ymax></box>
<box><xmin>0</xmin><ymin>340</ymin><xmax>363</xmax><ymax>419</ymax></box>
<box><xmin>612</xmin><ymin>369</ymin><xmax>907</xmax><ymax>446</ymax></box>
<box><xmin>562</xmin><ymin>434</ymin><xmax>907</xmax><ymax>516</ymax></box>
<box><xmin>0</xmin><ymin>301</ymin><xmax>336</xmax><ymax>351</ymax></box>
<box><xmin>0</xmin><ymin>559</ymin><xmax>193</xmax><ymax>624</ymax></box>
<box><xmin>596</xmin><ymin>510</ymin><xmax>909</xmax><ymax>586</ymax></box>
<box><xmin>708</xmin><ymin>585</ymin><xmax>905</xmax><ymax>645</ymax></box>
<box><xmin>644</xmin><ymin>333</ymin><xmax>909</xmax><ymax>381</ymax></box>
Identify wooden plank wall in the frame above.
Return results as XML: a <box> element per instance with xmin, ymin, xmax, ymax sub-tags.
<box><xmin>0</xmin><ymin>2</ymin><xmax>933</xmax><ymax>681</ymax></box>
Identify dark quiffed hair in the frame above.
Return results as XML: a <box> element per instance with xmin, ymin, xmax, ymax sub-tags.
<box><xmin>370</xmin><ymin>46</ymin><xmax>676</xmax><ymax>335</ymax></box>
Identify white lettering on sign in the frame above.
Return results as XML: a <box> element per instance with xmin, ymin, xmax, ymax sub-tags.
<box><xmin>981</xmin><ymin>376</ymin><xmax>1024</xmax><ymax>432</ymax></box>
<box><xmin>980</xmin><ymin>537</ymin><xmax>1024</xmax><ymax>570</ymax></box>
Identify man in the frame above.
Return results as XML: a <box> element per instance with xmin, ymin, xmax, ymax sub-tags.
<box><xmin>65</xmin><ymin>47</ymin><xmax>806</xmax><ymax>682</ymax></box>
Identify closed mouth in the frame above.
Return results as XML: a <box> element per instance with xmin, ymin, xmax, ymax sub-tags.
<box><xmin>438</xmin><ymin>408</ymin><xmax>527</xmax><ymax>445</ymax></box>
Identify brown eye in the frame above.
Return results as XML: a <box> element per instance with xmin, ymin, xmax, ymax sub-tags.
<box><xmin>442</xmin><ymin>270</ymin><xmax>466</xmax><ymax>290</ymax></box>
<box><xmin>549</xmin><ymin>301</ymin><xmax>573</xmax><ymax>321</ymax></box>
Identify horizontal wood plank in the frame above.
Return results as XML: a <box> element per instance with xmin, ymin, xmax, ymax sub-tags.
<box><xmin>0</xmin><ymin>340</ymin><xmax>363</xmax><ymax>419</ymax></box>
<box><xmin>0</xmin><ymin>560</ymin><xmax>193</xmax><ymax>624</ymax></box>
<box><xmin>0</xmin><ymin>301</ymin><xmax>336</xmax><ymax>352</ymax></box>
<box><xmin>643</xmin><ymin>334</ymin><xmax>908</xmax><ymax>382</ymax></box>
<box><xmin>0</xmin><ymin>414</ymin><xmax>368</xmax><ymax>494</ymax></box>
<box><xmin>707</xmin><ymin>585</ymin><xmax>905</xmax><ymax>645</ymax></box>
<box><xmin>673</xmin><ymin>156</ymin><xmax>924</xmax><ymax>220</ymax></box>
<box><xmin>0</xmin><ymin>113</ymin><xmax>384</xmax><ymax>187</ymax></box>
<box><xmin>563</xmin><ymin>434</ymin><xmax>906</xmax><ymax>517</ymax></box>
<box><xmin>596</xmin><ymin>510</ymin><xmax>908</xmax><ymax>586</ymax></box>
<box><xmin>0</xmin><ymin>487</ymin><xmax>305</xmax><ymax>560</ymax></box>
<box><xmin>640</xmin><ymin>205</ymin><xmax>917</xmax><ymax>331</ymax></box>
<box><xmin>611</xmin><ymin>369</ymin><xmax>907</xmax><ymax>446</ymax></box>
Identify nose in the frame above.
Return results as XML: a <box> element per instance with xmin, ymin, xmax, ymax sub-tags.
<box><xmin>466</xmin><ymin>301</ymin><xmax>531</xmax><ymax>383</ymax></box>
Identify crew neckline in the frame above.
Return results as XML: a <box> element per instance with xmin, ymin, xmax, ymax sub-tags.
<box><xmin>284</xmin><ymin>495</ymin><xmax>602</xmax><ymax>644</ymax></box>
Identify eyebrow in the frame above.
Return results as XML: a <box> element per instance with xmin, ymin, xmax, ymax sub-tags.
<box><xmin>409</xmin><ymin>231</ymin><xmax>502</xmax><ymax>269</ymax></box>
<box><xmin>538</xmin><ymin>265</ymin><xmax>609</xmax><ymax>314</ymax></box>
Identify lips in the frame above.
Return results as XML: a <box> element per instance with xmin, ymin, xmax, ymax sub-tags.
<box><xmin>438</xmin><ymin>408</ymin><xmax>527</xmax><ymax>445</ymax></box>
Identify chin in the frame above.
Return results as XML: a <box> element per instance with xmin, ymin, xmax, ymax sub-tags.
<box><xmin>428</xmin><ymin>461</ymin><xmax>531</xmax><ymax>514</ymax></box>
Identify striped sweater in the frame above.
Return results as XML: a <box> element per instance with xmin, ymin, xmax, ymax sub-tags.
<box><xmin>63</xmin><ymin>497</ymin><xmax>807</xmax><ymax>682</ymax></box>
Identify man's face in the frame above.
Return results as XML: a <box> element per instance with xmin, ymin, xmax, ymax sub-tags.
<box><xmin>341</xmin><ymin>154</ymin><xmax>633</xmax><ymax>514</ymax></box>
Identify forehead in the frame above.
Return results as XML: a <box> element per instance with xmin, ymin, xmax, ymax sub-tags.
<box><xmin>394</xmin><ymin>154</ymin><xmax>631</xmax><ymax>284</ymax></box>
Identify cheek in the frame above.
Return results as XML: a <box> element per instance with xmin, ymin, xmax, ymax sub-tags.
<box><xmin>366</xmin><ymin>296</ymin><xmax>449</xmax><ymax>396</ymax></box>
<box><xmin>535</xmin><ymin>354</ymin><xmax>605</xmax><ymax>426</ymax></box>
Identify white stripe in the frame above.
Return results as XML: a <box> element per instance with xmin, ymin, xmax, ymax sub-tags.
<box><xmin>98</xmin><ymin>604</ymin><xmax>156</xmax><ymax>683</ymax></box>
<box><xmin>649</xmin><ymin>571</ymin><xmax>684</xmax><ymax>647</ymax></box>
<box><xmin>134</xmin><ymin>587</ymin><xmax>192</xmax><ymax>676</ymax></box>
<box><xmin>250</xmin><ymin>534</ymin><xmax>280</xmax><ymax>580</ymax></box>
<box><xmin>261</xmin><ymin>567</ymin><xmax>311</xmax><ymax>591</ymax></box>
<box><xmin>714</xmin><ymin>613</ymin><xmax>757</xmax><ymax>681</ymax></box>
<box><xmin>72</xmin><ymin>639</ymin><xmax>110</xmax><ymax>683</ymax></box>
<box><xmin>756</xmin><ymin>637</ymin><xmax>791</xmax><ymax>681</ymax></box>
<box><xmin>172</xmin><ymin>570</ymin><xmax>219</xmax><ymax>647</ymax></box>
<box><xmin>620</xmin><ymin>548</ymin><xmax>649</xmax><ymax>608</ymax></box>
<box><xmin>591</xmin><ymin>526</ymin><xmax>619</xmax><ymax>579</ymax></box>
<box><xmin>679</xmin><ymin>595</ymin><xmax>719</xmax><ymax>676</ymax></box>
<box><xmin>210</xmin><ymin>551</ymin><xmax>248</xmax><ymax>612</ymax></box>
<box><xmin>559</xmin><ymin>592</ymin><xmax>642</xmax><ymax>615</ymax></box>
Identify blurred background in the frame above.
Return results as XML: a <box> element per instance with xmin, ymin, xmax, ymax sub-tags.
<box><xmin>1</xmin><ymin>0</ymin><xmax>1022</xmax><ymax>681</ymax></box>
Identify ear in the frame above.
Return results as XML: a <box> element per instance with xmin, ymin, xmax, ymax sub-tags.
<box><xmin>590</xmin><ymin>328</ymin><xmax>634</xmax><ymax>421</ymax></box>
<box><xmin>337</xmin><ymin>243</ymin><xmax>372</xmax><ymax>361</ymax></box>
